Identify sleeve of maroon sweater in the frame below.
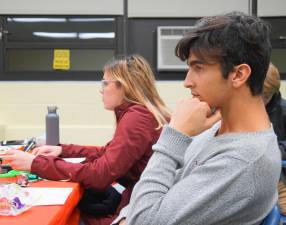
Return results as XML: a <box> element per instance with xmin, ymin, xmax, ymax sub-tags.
<box><xmin>31</xmin><ymin>107</ymin><xmax>156</xmax><ymax>191</ymax></box>
<box><xmin>59</xmin><ymin>143</ymin><xmax>105</xmax><ymax>159</ymax></box>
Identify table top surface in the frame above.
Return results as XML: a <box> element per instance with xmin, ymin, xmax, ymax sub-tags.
<box><xmin>0</xmin><ymin>179</ymin><xmax>82</xmax><ymax>225</ymax></box>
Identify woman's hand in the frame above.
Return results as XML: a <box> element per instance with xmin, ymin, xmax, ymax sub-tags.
<box><xmin>32</xmin><ymin>145</ymin><xmax>62</xmax><ymax>157</ymax></box>
<box><xmin>0</xmin><ymin>149</ymin><xmax>36</xmax><ymax>171</ymax></box>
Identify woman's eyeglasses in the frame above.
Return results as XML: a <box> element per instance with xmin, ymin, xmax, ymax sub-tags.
<box><xmin>101</xmin><ymin>79</ymin><xmax>119</xmax><ymax>90</ymax></box>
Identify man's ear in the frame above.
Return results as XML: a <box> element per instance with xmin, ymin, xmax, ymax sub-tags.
<box><xmin>231</xmin><ymin>64</ymin><xmax>251</xmax><ymax>88</ymax></box>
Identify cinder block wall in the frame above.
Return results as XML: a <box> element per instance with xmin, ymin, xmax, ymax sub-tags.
<box><xmin>0</xmin><ymin>81</ymin><xmax>189</xmax><ymax>145</ymax></box>
<box><xmin>1</xmin><ymin>81</ymin><xmax>285</xmax><ymax>145</ymax></box>
<box><xmin>280</xmin><ymin>81</ymin><xmax>286</xmax><ymax>99</ymax></box>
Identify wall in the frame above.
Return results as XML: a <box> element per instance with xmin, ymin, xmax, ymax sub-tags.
<box><xmin>0</xmin><ymin>0</ymin><xmax>123</xmax><ymax>15</ymax></box>
<box><xmin>128</xmin><ymin>0</ymin><xmax>249</xmax><ymax>17</ymax></box>
<box><xmin>280</xmin><ymin>81</ymin><xmax>286</xmax><ymax>98</ymax></box>
<box><xmin>0</xmin><ymin>81</ymin><xmax>189</xmax><ymax>144</ymax></box>
<box><xmin>258</xmin><ymin>0</ymin><xmax>286</xmax><ymax>16</ymax></box>
<box><xmin>2</xmin><ymin>81</ymin><xmax>286</xmax><ymax>144</ymax></box>
<box><xmin>0</xmin><ymin>0</ymin><xmax>249</xmax><ymax>16</ymax></box>
<box><xmin>0</xmin><ymin>0</ymin><xmax>285</xmax><ymax>145</ymax></box>
<box><xmin>127</xmin><ymin>18</ymin><xmax>197</xmax><ymax>80</ymax></box>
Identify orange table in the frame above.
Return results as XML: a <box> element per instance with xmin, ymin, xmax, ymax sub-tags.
<box><xmin>0</xmin><ymin>179</ymin><xmax>83</xmax><ymax>225</ymax></box>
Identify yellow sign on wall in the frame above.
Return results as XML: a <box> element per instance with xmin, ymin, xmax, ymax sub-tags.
<box><xmin>53</xmin><ymin>49</ymin><xmax>70</xmax><ymax>70</ymax></box>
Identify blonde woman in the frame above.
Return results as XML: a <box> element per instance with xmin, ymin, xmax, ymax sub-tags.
<box><xmin>2</xmin><ymin>55</ymin><xmax>170</xmax><ymax>225</ymax></box>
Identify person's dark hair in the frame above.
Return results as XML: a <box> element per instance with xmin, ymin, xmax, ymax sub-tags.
<box><xmin>175</xmin><ymin>11</ymin><xmax>272</xmax><ymax>96</ymax></box>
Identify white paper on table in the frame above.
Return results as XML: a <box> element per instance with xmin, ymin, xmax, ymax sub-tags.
<box><xmin>0</xmin><ymin>145</ymin><xmax>24</xmax><ymax>151</ymax></box>
<box><xmin>26</xmin><ymin>187</ymin><xmax>73</xmax><ymax>206</ymax></box>
<box><xmin>62</xmin><ymin>158</ymin><xmax>86</xmax><ymax>163</ymax></box>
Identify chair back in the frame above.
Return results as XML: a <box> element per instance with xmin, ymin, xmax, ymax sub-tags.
<box><xmin>262</xmin><ymin>205</ymin><xmax>280</xmax><ymax>225</ymax></box>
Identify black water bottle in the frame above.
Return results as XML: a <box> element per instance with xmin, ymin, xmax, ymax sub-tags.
<box><xmin>46</xmin><ymin>106</ymin><xmax>59</xmax><ymax>145</ymax></box>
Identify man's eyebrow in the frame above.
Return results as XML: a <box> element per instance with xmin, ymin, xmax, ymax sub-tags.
<box><xmin>187</xmin><ymin>60</ymin><xmax>204</xmax><ymax>66</ymax></box>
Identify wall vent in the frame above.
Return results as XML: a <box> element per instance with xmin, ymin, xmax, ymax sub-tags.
<box><xmin>157</xmin><ymin>26</ymin><xmax>194</xmax><ymax>71</ymax></box>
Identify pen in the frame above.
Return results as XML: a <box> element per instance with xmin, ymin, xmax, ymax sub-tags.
<box><xmin>23</xmin><ymin>138</ymin><xmax>36</xmax><ymax>152</ymax></box>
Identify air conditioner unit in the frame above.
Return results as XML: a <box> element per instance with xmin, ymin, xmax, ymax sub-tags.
<box><xmin>157</xmin><ymin>26</ymin><xmax>194</xmax><ymax>71</ymax></box>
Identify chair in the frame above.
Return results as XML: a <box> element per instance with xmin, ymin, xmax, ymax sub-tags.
<box><xmin>262</xmin><ymin>158</ymin><xmax>286</xmax><ymax>225</ymax></box>
<box><xmin>282</xmin><ymin>216</ymin><xmax>286</xmax><ymax>225</ymax></box>
<box><xmin>281</xmin><ymin>161</ymin><xmax>286</xmax><ymax>224</ymax></box>
<box><xmin>262</xmin><ymin>161</ymin><xmax>286</xmax><ymax>225</ymax></box>
<box><xmin>262</xmin><ymin>205</ymin><xmax>280</xmax><ymax>225</ymax></box>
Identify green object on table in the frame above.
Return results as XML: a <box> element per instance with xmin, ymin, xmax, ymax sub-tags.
<box><xmin>0</xmin><ymin>169</ymin><xmax>27</xmax><ymax>178</ymax></box>
<box><xmin>27</xmin><ymin>174</ymin><xmax>38</xmax><ymax>179</ymax></box>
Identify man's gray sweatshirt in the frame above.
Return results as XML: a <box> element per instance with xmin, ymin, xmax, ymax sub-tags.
<box><xmin>112</xmin><ymin>123</ymin><xmax>281</xmax><ymax>225</ymax></box>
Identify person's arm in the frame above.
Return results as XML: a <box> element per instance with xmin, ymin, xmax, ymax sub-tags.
<box><xmin>278</xmin><ymin>141</ymin><xmax>286</xmax><ymax>160</ymax></box>
<box><xmin>124</xmin><ymin>126</ymin><xmax>253</xmax><ymax>225</ymax></box>
<box><xmin>31</xmin><ymin>109</ymin><xmax>156</xmax><ymax>190</ymax></box>
<box><xmin>278</xmin><ymin>103</ymin><xmax>286</xmax><ymax>160</ymax></box>
<box><xmin>60</xmin><ymin>144</ymin><xmax>105</xmax><ymax>159</ymax></box>
<box><xmin>111</xmin><ymin>205</ymin><xmax>130</xmax><ymax>225</ymax></box>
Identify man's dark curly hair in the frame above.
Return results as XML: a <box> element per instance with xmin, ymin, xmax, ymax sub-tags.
<box><xmin>175</xmin><ymin>11</ymin><xmax>272</xmax><ymax>96</ymax></box>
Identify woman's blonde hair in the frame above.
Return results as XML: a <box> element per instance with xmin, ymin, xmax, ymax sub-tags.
<box><xmin>263</xmin><ymin>63</ymin><xmax>281</xmax><ymax>103</ymax></box>
<box><xmin>104</xmin><ymin>55</ymin><xmax>171</xmax><ymax>128</ymax></box>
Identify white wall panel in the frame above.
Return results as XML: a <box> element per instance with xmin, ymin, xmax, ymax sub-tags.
<box><xmin>2</xmin><ymin>80</ymin><xmax>286</xmax><ymax>144</ymax></box>
<box><xmin>2</xmin><ymin>80</ymin><xmax>286</xmax><ymax>145</ymax></box>
<box><xmin>0</xmin><ymin>0</ymin><xmax>123</xmax><ymax>15</ymax></box>
<box><xmin>4</xmin><ymin>125</ymin><xmax>114</xmax><ymax>146</ymax></box>
<box><xmin>128</xmin><ymin>0</ymin><xmax>249</xmax><ymax>18</ymax></box>
<box><xmin>0</xmin><ymin>81</ymin><xmax>189</xmax><ymax>145</ymax></box>
<box><xmin>258</xmin><ymin>0</ymin><xmax>286</xmax><ymax>16</ymax></box>
<box><xmin>281</xmin><ymin>81</ymin><xmax>286</xmax><ymax>99</ymax></box>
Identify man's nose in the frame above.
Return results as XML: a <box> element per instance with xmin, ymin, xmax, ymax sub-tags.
<box><xmin>184</xmin><ymin>70</ymin><xmax>194</xmax><ymax>88</ymax></box>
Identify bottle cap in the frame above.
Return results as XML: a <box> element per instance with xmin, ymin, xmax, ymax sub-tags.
<box><xmin>47</xmin><ymin>106</ymin><xmax>58</xmax><ymax>113</ymax></box>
